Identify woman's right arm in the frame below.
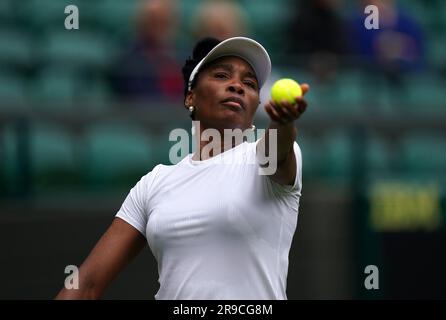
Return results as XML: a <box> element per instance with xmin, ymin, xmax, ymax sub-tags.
<box><xmin>55</xmin><ymin>217</ymin><xmax>147</xmax><ymax>299</ymax></box>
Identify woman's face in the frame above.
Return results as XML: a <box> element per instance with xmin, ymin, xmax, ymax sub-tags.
<box><xmin>186</xmin><ymin>56</ymin><xmax>260</xmax><ymax>130</ymax></box>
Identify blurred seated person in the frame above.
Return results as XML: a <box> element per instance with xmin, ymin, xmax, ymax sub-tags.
<box><xmin>349</xmin><ymin>0</ymin><xmax>425</xmax><ymax>84</ymax></box>
<box><xmin>288</xmin><ymin>0</ymin><xmax>349</xmax><ymax>83</ymax></box>
<box><xmin>110</xmin><ymin>0</ymin><xmax>183</xmax><ymax>103</ymax></box>
<box><xmin>191</xmin><ymin>0</ymin><xmax>250</xmax><ymax>41</ymax></box>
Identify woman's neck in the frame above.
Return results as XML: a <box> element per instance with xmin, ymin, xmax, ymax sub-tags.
<box><xmin>192</xmin><ymin>137</ymin><xmax>241</xmax><ymax>161</ymax></box>
<box><xmin>191</xmin><ymin>121</ymin><xmax>252</xmax><ymax>161</ymax></box>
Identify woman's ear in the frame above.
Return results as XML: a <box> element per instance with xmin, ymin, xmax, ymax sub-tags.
<box><xmin>185</xmin><ymin>90</ymin><xmax>194</xmax><ymax>108</ymax></box>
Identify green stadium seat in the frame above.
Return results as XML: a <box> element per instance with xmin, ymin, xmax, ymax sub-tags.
<box><xmin>321</xmin><ymin>132</ymin><xmax>353</xmax><ymax>180</ymax></box>
<box><xmin>0</xmin><ymin>0</ymin><xmax>13</xmax><ymax>21</ymax></box>
<box><xmin>29</xmin><ymin>124</ymin><xmax>80</xmax><ymax>190</ymax></box>
<box><xmin>427</xmin><ymin>35</ymin><xmax>446</xmax><ymax>69</ymax></box>
<box><xmin>359</xmin><ymin>73</ymin><xmax>408</xmax><ymax>115</ymax></box>
<box><xmin>405</xmin><ymin>74</ymin><xmax>446</xmax><ymax>113</ymax></box>
<box><xmin>84</xmin><ymin>124</ymin><xmax>157</xmax><ymax>187</ymax></box>
<box><xmin>240</xmin><ymin>0</ymin><xmax>294</xmax><ymax>31</ymax></box>
<box><xmin>32</xmin><ymin>67</ymin><xmax>114</xmax><ymax>112</ymax></box>
<box><xmin>415</xmin><ymin>1</ymin><xmax>445</xmax><ymax>36</ymax></box>
<box><xmin>19</xmin><ymin>0</ymin><xmax>68</xmax><ymax>31</ymax></box>
<box><xmin>296</xmin><ymin>135</ymin><xmax>324</xmax><ymax>177</ymax></box>
<box><xmin>331</xmin><ymin>72</ymin><xmax>364</xmax><ymax>114</ymax></box>
<box><xmin>96</xmin><ymin>0</ymin><xmax>139</xmax><ymax>37</ymax></box>
<box><xmin>0</xmin><ymin>124</ymin><xmax>19</xmax><ymax>193</ymax></box>
<box><xmin>323</xmin><ymin>132</ymin><xmax>395</xmax><ymax>181</ymax></box>
<box><xmin>1</xmin><ymin>123</ymin><xmax>80</xmax><ymax>193</ymax></box>
<box><xmin>240</xmin><ymin>0</ymin><xmax>293</xmax><ymax>52</ymax></box>
<box><xmin>403</xmin><ymin>0</ymin><xmax>430</xmax><ymax>27</ymax></box>
<box><xmin>73</xmin><ymin>0</ymin><xmax>106</xmax><ymax>30</ymax></box>
<box><xmin>302</xmin><ymin>81</ymin><xmax>330</xmax><ymax>112</ymax></box>
<box><xmin>40</xmin><ymin>31</ymin><xmax>115</xmax><ymax>70</ymax></box>
<box><xmin>365</xmin><ymin>135</ymin><xmax>393</xmax><ymax>175</ymax></box>
<box><xmin>179</xmin><ymin>0</ymin><xmax>202</xmax><ymax>19</ymax></box>
<box><xmin>0</xmin><ymin>28</ymin><xmax>33</xmax><ymax>69</ymax></box>
<box><xmin>401</xmin><ymin>134</ymin><xmax>446</xmax><ymax>178</ymax></box>
<box><xmin>0</xmin><ymin>71</ymin><xmax>29</xmax><ymax>110</ymax></box>
<box><xmin>81</xmin><ymin>77</ymin><xmax>114</xmax><ymax>112</ymax></box>
<box><xmin>39</xmin><ymin>69</ymin><xmax>115</xmax><ymax>111</ymax></box>
<box><xmin>374</xmin><ymin>78</ymin><xmax>397</xmax><ymax>115</ymax></box>
<box><xmin>32</xmin><ymin>68</ymin><xmax>81</xmax><ymax>111</ymax></box>
<box><xmin>304</xmin><ymin>132</ymin><xmax>394</xmax><ymax>180</ymax></box>
<box><xmin>306</xmin><ymin>80</ymin><xmax>363</xmax><ymax>116</ymax></box>
<box><xmin>427</xmin><ymin>9</ymin><xmax>446</xmax><ymax>36</ymax></box>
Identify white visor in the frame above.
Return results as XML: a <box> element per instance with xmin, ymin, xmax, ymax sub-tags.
<box><xmin>187</xmin><ymin>37</ymin><xmax>271</xmax><ymax>91</ymax></box>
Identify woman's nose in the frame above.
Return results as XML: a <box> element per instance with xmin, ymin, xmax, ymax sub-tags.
<box><xmin>228</xmin><ymin>82</ymin><xmax>244</xmax><ymax>95</ymax></box>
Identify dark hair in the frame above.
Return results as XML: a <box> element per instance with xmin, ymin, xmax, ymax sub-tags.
<box><xmin>182</xmin><ymin>37</ymin><xmax>221</xmax><ymax>102</ymax></box>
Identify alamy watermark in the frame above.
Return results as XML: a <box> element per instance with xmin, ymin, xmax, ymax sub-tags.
<box><xmin>364</xmin><ymin>265</ymin><xmax>379</xmax><ymax>290</ymax></box>
<box><xmin>64</xmin><ymin>5</ymin><xmax>79</xmax><ymax>30</ymax></box>
<box><xmin>63</xmin><ymin>4</ymin><xmax>378</xmax><ymax>31</ymax></box>
<box><xmin>169</xmin><ymin>121</ymin><xmax>278</xmax><ymax>175</ymax></box>
<box><xmin>364</xmin><ymin>5</ymin><xmax>379</xmax><ymax>30</ymax></box>
<box><xmin>64</xmin><ymin>265</ymin><xmax>79</xmax><ymax>290</ymax></box>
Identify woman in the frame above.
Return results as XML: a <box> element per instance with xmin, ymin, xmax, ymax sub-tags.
<box><xmin>56</xmin><ymin>37</ymin><xmax>309</xmax><ymax>300</ymax></box>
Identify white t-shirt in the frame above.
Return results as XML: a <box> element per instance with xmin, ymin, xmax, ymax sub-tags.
<box><xmin>116</xmin><ymin>140</ymin><xmax>302</xmax><ymax>300</ymax></box>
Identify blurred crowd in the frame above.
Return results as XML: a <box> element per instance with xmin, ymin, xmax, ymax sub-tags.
<box><xmin>1</xmin><ymin>0</ymin><xmax>443</xmax><ymax>191</ymax></box>
<box><xmin>108</xmin><ymin>0</ymin><xmax>427</xmax><ymax>104</ymax></box>
<box><xmin>0</xmin><ymin>0</ymin><xmax>435</xmax><ymax>109</ymax></box>
<box><xmin>110</xmin><ymin>0</ymin><xmax>252</xmax><ymax>102</ymax></box>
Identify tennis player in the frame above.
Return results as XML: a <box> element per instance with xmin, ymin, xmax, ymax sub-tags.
<box><xmin>56</xmin><ymin>36</ymin><xmax>309</xmax><ymax>299</ymax></box>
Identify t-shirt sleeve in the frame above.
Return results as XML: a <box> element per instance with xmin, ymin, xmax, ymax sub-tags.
<box><xmin>254</xmin><ymin>139</ymin><xmax>303</xmax><ymax>196</ymax></box>
<box><xmin>280</xmin><ymin>141</ymin><xmax>303</xmax><ymax>195</ymax></box>
<box><xmin>115</xmin><ymin>165</ymin><xmax>161</xmax><ymax>238</ymax></box>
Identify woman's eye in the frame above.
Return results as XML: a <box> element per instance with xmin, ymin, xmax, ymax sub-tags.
<box><xmin>244</xmin><ymin>81</ymin><xmax>257</xmax><ymax>89</ymax></box>
<box><xmin>215</xmin><ymin>73</ymin><xmax>228</xmax><ymax>78</ymax></box>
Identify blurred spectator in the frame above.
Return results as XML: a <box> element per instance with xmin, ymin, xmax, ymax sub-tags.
<box><xmin>288</xmin><ymin>0</ymin><xmax>349</xmax><ymax>83</ymax></box>
<box><xmin>349</xmin><ymin>0</ymin><xmax>425</xmax><ymax>83</ymax></box>
<box><xmin>110</xmin><ymin>0</ymin><xmax>183</xmax><ymax>102</ymax></box>
<box><xmin>191</xmin><ymin>0</ymin><xmax>250</xmax><ymax>41</ymax></box>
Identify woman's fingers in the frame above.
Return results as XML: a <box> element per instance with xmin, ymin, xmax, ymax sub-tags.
<box><xmin>300</xmin><ymin>83</ymin><xmax>310</xmax><ymax>95</ymax></box>
<box><xmin>264</xmin><ymin>103</ymin><xmax>284</xmax><ymax>123</ymax></box>
<box><xmin>295</xmin><ymin>96</ymin><xmax>308</xmax><ymax>115</ymax></box>
<box><xmin>265</xmin><ymin>98</ymin><xmax>307</xmax><ymax>124</ymax></box>
<box><xmin>276</xmin><ymin>100</ymin><xmax>296</xmax><ymax>120</ymax></box>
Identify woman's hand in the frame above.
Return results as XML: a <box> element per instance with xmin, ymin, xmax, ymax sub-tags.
<box><xmin>264</xmin><ymin>84</ymin><xmax>310</xmax><ymax>124</ymax></box>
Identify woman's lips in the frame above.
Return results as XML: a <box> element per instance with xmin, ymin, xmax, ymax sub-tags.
<box><xmin>221</xmin><ymin>101</ymin><xmax>243</xmax><ymax>109</ymax></box>
<box><xmin>220</xmin><ymin>97</ymin><xmax>245</xmax><ymax>110</ymax></box>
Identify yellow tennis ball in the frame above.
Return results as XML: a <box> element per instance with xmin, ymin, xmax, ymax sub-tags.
<box><xmin>270</xmin><ymin>78</ymin><xmax>302</xmax><ymax>104</ymax></box>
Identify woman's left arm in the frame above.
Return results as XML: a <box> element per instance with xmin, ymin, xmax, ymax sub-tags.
<box><xmin>257</xmin><ymin>84</ymin><xmax>309</xmax><ymax>185</ymax></box>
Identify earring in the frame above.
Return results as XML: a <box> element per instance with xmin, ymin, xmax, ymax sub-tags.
<box><xmin>250</xmin><ymin>124</ymin><xmax>256</xmax><ymax>130</ymax></box>
<box><xmin>188</xmin><ymin>106</ymin><xmax>195</xmax><ymax>113</ymax></box>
